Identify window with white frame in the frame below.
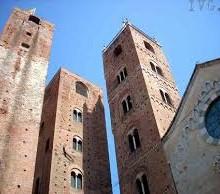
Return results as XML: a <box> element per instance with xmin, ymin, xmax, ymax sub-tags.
<box><xmin>73</xmin><ymin>137</ymin><xmax>83</xmax><ymax>152</ymax></box>
<box><xmin>117</xmin><ymin>67</ymin><xmax>128</xmax><ymax>84</ymax></box>
<box><xmin>122</xmin><ymin>95</ymin><xmax>132</xmax><ymax>114</ymax></box>
<box><xmin>73</xmin><ymin>109</ymin><xmax>82</xmax><ymax>123</ymax></box>
<box><xmin>71</xmin><ymin>169</ymin><xmax>83</xmax><ymax>189</ymax></box>
<box><xmin>159</xmin><ymin>89</ymin><xmax>172</xmax><ymax>106</ymax></box>
<box><xmin>128</xmin><ymin>129</ymin><xmax>141</xmax><ymax>152</ymax></box>
<box><xmin>136</xmin><ymin>173</ymin><xmax>150</xmax><ymax>194</ymax></box>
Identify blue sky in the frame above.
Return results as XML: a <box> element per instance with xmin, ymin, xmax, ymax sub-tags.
<box><xmin>0</xmin><ymin>0</ymin><xmax>220</xmax><ymax>193</ymax></box>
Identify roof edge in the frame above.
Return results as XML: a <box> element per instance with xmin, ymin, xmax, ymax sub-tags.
<box><xmin>162</xmin><ymin>57</ymin><xmax>220</xmax><ymax>142</ymax></box>
<box><xmin>102</xmin><ymin>22</ymin><xmax>161</xmax><ymax>53</ymax></box>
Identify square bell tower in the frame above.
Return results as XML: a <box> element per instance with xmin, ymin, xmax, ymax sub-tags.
<box><xmin>103</xmin><ymin>22</ymin><xmax>180</xmax><ymax>194</ymax></box>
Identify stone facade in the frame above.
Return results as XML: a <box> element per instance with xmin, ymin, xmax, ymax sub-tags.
<box><xmin>0</xmin><ymin>8</ymin><xmax>54</xmax><ymax>194</ymax></box>
<box><xmin>163</xmin><ymin>59</ymin><xmax>220</xmax><ymax>194</ymax></box>
<box><xmin>103</xmin><ymin>22</ymin><xmax>180</xmax><ymax>194</ymax></box>
<box><xmin>33</xmin><ymin>69</ymin><xmax>112</xmax><ymax>194</ymax></box>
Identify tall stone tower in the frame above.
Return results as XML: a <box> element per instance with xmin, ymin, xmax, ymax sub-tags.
<box><xmin>0</xmin><ymin>8</ymin><xmax>54</xmax><ymax>194</ymax></box>
<box><xmin>103</xmin><ymin>22</ymin><xmax>180</xmax><ymax>194</ymax></box>
<box><xmin>33</xmin><ymin>69</ymin><xmax>112</xmax><ymax>194</ymax></box>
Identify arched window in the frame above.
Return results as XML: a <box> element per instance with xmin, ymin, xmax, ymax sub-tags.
<box><xmin>73</xmin><ymin>109</ymin><xmax>82</xmax><ymax>123</ymax></box>
<box><xmin>128</xmin><ymin>129</ymin><xmax>141</xmax><ymax>152</ymax></box>
<box><xmin>117</xmin><ymin>67</ymin><xmax>128</xmax><ymax>84</ymax></box>
<box><xmin>71</xmin><ymin>169</ymin><xmax>83</xmax><ymax>189</ymax></box>
<box><xmin>159</xmin><ymin>89</ymin><xmax>172</xmax><ymax>106</ymax></box>
<box><xmin>165</xmin><ymin>92</ymin><xmax>172</xmax><ymax>105</ymax></box>
<box><xmin>77</xmin><ymin>174</ymin><xmax>82</xmax><ymax>189</ymax></box>
<box><xmin>73</xmin><ymin>138</ymin><xmax>77</xmax><ymax>150</ymax></box>
<box><xmin>122</xmin><ymin>95</ymin><xmax>133</xmax><ymax>114</ymax></box>
<box><xmin>71</xmin><ymin>172</ymin><xmax>76</xmax><ymax>188</ymax></box>
<box><xmin>150</xmin><ymin>62</ymin><xmax>163</xmax><ymax>77</ymax></box>
<box><xmin>150</xmin><ymin>62</ymin><xmax>156</xmax><ymax>72</ymax></box>
<box><xmin>78</xmin><ymin>140</ymin><xmax>82</xmax><ymax>152</ymax></box>
<box><xmin>144</xmin><ymin>41</ymin><xmax>155</xmax><ymax>54</ymax></box>
<box><xmin>73</xmin><ymin>137</ymin><xmax>83</xmax><ymax>152</ymax></box>
<box><xmin>76</xmin><ymin>81</ymin><xmax>88</xmax><ymax>98</ymax></box>
<box><xmin>136</xmin><ymin>174</ymin><xmax>150</xmax><ymax>194</ymax></box>
<box><xmin>155</xmin><ymin>66</ymin><xmax>163</xmax><ymax>77</ymax></box>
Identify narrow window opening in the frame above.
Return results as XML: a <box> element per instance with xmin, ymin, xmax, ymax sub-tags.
<box><xmin>159</xmin><ymin>90</ymin><xmax>172</xmax><ymax>106</ymax></box>
<box><xmin>136</xmin><ymin>178</ymin><xmax>143</xmax><ymax>194</ymax></box>
<box><xmin>73</xmin><ymin>109</ymin><xmax>82</xmax><ymax>123</ymax></box>
<box><xmin>71</xmin><ymin>171</ymin><xmax>82</xmax><ymax>189</ymax></box>
<box><xmin>117</xmin><ymin>75</ymin><xmax>121</xmax><ymax>84</ymax></box>
<box><xmin>34</xmin><ymin>177</ymin><xmax>40</xmax><ymax>194</ymax></box>
<box><xmin>165</xmin><ymin>92</ymin><xmax>172</xmax><ymax>106</ymax></box>
<box><xmin>73</xmin><ymin>138</ymin><xmax>77</xmax><ymax>150</ymax></box>
<box><xmin>122</xmin><ymin>96</ymin><xmax>132</xmax><ymax>114</ymax></box>
<box><xmin>124</xmin><ymin>67</ymin><xmax>128</xmax><ymax>77</ymax></box>
<box><xmin>136</xmin><ymin>175</ymin><xmax>150</xmax><ymax>194</ymax></box>
<box><xmin>26</xmin><ymin>31</ymin><xmax>32</xmax><ymax>36</ymax></box>
<box><xmin>134</xmin><ymin>129</ymin><xmax>141</xmax><ymax>148</ymax></box>
<box><xmin>78</xmin><ymin>112</ymin><xmax>82</xmax><ymax>123</ymax></box>
<box><xmin>122</xmin><ymin>100</ymin><xmax>127</xmax><ymax>114</ymax></box>
<box><xmin>128</xmin><ymin>134</ymin><xmax>134</xmax><ymax>152</ymax></box>
<box><xmin>114</xmin><ymin>45</ymin><xmax>122</xmax><ymax>57</ymax></box>
<box><xmin>45</xmin><ymin>138</ymin><xmax>50</xmax><ymax>152</ymax></box>
<box><xmin>78</xmin><ymin>140</ymin><xmax>82</xmax><ymax>152</ymax></box>
<box><xmin>116</xmin><ymin>67</ymin><xmax>128</xmax><ymax>85</ymax></box>
<box><xmin>160</xmin><ymin>90</ymin><xmax>166</xmax><ymax>103</ymax></box>
<box><xmin>156</xmin><ymin>66</ymin><xmax>163</xmax><ymax>77</ymax></box>
<box><xmin>127</xmin><ymin>96</ymin><xmax>132</xmax><ymax>110</ymax></box>
<box><xmin>73</xmin><ymin>110</ymin><xmax>77</xmax><ymax>121</ymax></box>
<box><xmin>150</xmin><ymin>62</ymin><xmax>156</xmax><ymax>72</ymax></box>
<box><xmin>120</xmin><ymin>71</ymin><xmax>124</xmax><ymax>81</ymax></box>
<box><xmin>142</xmin><ymin>175</ymin><xmax>150</xmax><ymax>194</ymax></box>
<box><xmin>77</xmin><ymin>174</ymin><xmax>82</xmax><ymax>189</ymax></box>
<box><xmin>144</xmin><ymin>41</ymin><xmax>155</xmax><ymax>54</ymax></box>
<box><xmin>128</xmin><ymin>129</ymin><xmax>141</xmax><ymax>152</ymax></box>
<box><xmin>21</xmin><ymin>43</ymin><xmax>30</xmax><ymax>49</ymax></box>
<box><xmin>71</xmin><ymin>172</ymin><xmax>76</xmax><ymax>188</ymax></box>
<box><xmin>28</xmin><ymin>15</ymin><xmax>40</xmax><ymax>25</ymax></box>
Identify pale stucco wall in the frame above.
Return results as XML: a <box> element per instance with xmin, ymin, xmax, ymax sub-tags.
<box><xmin>163</xmin><ymin>61</ymin><xmax>220</xmax><ymax>194</ymax></box>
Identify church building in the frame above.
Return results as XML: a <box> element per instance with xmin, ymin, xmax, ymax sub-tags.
<box><xmin>0</xmin><ymin>7</ymin><xmax>219</xmax><ymax>194</ymax></box>
<box><xmin>163</xmin><ymin>58</ymin><xmax>220</xmax><ymax>194</ymax></box>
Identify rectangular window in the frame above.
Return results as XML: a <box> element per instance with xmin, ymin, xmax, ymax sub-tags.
<box><xmin>29</xmin><ymin>15</ymin><xmax>40</xmax><ymax>25</ymax></box>
<box><xmin>26</xmin><ymin>32</ymin><xmax>32</xmax><ymax>36</ymax></box>
<box><xmin>114</xmin><ymin>45</ymin><xmax>122</xmax><ymax>57</ymax></box>
<box><xmin>21</xmin><ymin>42</ymin><xmax>30</xmax><ymax>49</ymax></box>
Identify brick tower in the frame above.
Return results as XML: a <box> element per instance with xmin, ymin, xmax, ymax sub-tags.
<box><xmin>103</xmin><ymin>22</ymin><xmax>180</xmax><ymax>194</ymax></box>
<box><xmin>33</xmin><ymin>69</ymin><xmax>112</xmax><ymax>194</ymax></box>
<box><xmin>0</xmin><ymin>8</ymin><xmax>54</xmax><ymax>194</ymax></box>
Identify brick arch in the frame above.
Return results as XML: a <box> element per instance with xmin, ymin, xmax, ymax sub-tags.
<box><xmin>73</xmin><ymin>107</ymin><xmax>83</xmax><ymax>113</ymax></box>
<box><xmin>122</xmin><ymin>119</ymin><xmax>141</xmax><ymax>137</ymax></box>
<box><xmin>117</xmin><ymin>88</ymin><xmax>133</xmax><ymax>118</ymax></box>
<box><xmin>68</xmin><ymin>165</ymin><xmax>84</xmax><ymax>176</ymax></box>
<box><xmin>118</xmin><ymin>88</ymin><xmax>131</xmax><ymax>103</ymax></box>
<box><xmin>130</xmin><ymin>165</ymin><xmax>150</xmax><ymax>191</ymax></box>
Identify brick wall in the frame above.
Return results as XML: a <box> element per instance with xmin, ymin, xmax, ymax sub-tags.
<box><xmin>103</xmin><ymin>23</ymin><xmax>178</xmax><ymax>194</ymax></box>
<box><xmin>34</xmin><ymin>69</ymin><xmax>112</xmax><ymax>194</ymax></box>
<box><xmin>0</xmin><ymin>8</ymin><xmax>53</xmax><ymax>194</ymax></box>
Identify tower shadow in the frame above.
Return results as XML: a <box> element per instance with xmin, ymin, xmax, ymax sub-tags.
<box><xmin>83</xmin><ymin>95</ymin><xmax>112</xmax><ymax>194</ymax></box>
